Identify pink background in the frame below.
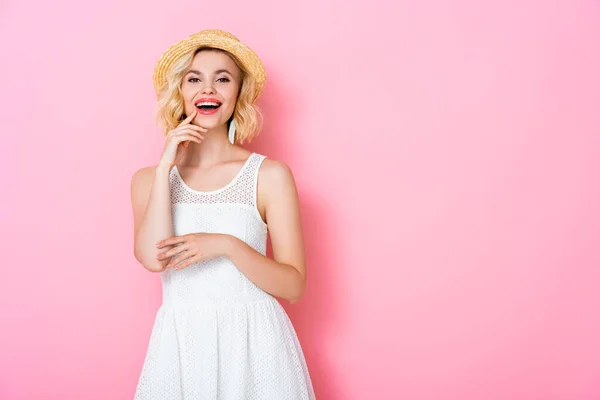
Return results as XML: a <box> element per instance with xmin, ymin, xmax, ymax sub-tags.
<box><xmin>1</xmin><ymin>0</ymin><xmax>599</xmax><ymax>399</ymax></box>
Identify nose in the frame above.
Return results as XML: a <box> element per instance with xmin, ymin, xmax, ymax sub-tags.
<box><xmin>200</xmin><ymin>81</ymin><xmax>216</xmax><ymax>95</ymax></box>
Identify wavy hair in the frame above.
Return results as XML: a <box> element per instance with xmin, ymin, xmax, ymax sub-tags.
<box><xmin>155</xmin><ymin>47</ymin><xmax>262</xmax><ymax>144</ymax></box>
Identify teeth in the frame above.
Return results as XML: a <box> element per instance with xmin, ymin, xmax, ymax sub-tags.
<box><xmin>196</xmin><ymin>102</ymin><xmax>220</xmax><ymax>107</ymax></box>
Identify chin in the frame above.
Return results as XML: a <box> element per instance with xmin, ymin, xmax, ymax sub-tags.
<box><xmin>192</xmin><ymin>113</ymin><xmax>216</xmax><ymax>122</ymax></box>
<box><xmin>195</xmin><ymin>118</ymin><xmax>226</xmax><ymax>130</ymax></box>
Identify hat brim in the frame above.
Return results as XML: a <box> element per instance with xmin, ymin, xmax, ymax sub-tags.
<box><xmin>152</xmin><ymin>30</ymin><xmax>266</xmax><ymax>102</ymax></box>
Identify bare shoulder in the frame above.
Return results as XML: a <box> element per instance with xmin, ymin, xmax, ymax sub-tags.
<box><xmin>258</xmin><ymin>158</ymin><xmax>296</xmax><ymax>190</ymax></box>
<box><xmin>131</xmin><ymin>165</ymin><xmax>159</xmax><ymax>192</ymax></box>
<box><xmin>257</xmin><ymin>158</ymin><xmax>299</xmax><ymax>214</ymax></box>
<box><xmin>255</xmin><ymin>158</ymin><xmax>302</xmax><ymax>226</ymax></box>
<box><xmin>130</xmin><ymin>165</ymin><xmax>164</xmax><ymax>236</ymax></box>
<box><xmin>130</xmin><ymin>164</ymin><xmax>169</xmax><ymax>206</ymax></box>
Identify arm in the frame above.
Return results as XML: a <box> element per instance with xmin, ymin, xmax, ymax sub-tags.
<box><xmin>222</xmin><ymin>159</ymin><xmax>307</xmax><ymax>304</ymax></box>
<box><xmin>130</xmin><ymin>164</ymin><xmax>176</xmax><ymax>272</ymax></box>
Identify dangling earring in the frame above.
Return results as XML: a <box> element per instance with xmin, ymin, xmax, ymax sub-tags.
<box><xmin>228</xmin><ymin>119</ymin><xmax>236</xmax><ymax>144</ymax></box>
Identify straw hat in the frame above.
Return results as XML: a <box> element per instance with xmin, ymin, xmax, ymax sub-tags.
<box><xmin>152</xmin><ymin>29</ymin><xmax>266</xmax><ymax>102</ymax></box>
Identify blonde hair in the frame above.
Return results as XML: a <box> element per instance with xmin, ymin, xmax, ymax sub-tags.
<box><xmin>155</xmin><ymin>47</ymin><xmax>263</xmax><ymax>144</ymax></box>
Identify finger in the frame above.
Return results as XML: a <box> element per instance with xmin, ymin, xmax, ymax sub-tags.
<box><xmin>178</xmin><ymin>128</ymin><xmax>206</xmax><ymax>139</ymax></box>
<box><xmin>179</xmin><ymin>124</ymin><xmax>208</xmax><ymax>133</ymax></box>
<box><xmin>158</xmin><ymin>243</ymin><xmax>190</xmax><ymax>260</ymax></box>
<box><xmin>169</xmin><ymin>250</ymin><xmax>199</xmax><ymax>270</ymax></box>
<box><xmin>177</xmin><ymin>121</ymin><xmax>205</xmax><ymax>130</ymax></box>
<box><xmin>169</xmin><ymin>125</ymin><xmax>207</xmax><ymax>138</ymax></box>
<box><xmin>181</xmin><ymin>138</ymin><xmax>203</xmax><ymax>148</ymax></box>
<box><xmin>181</xmin><ymin>137</ymin><xmax>202</xmax><ymax>149</ymax></box>
<box><xmin>171</xmin><ymin>128</ymin><xmax>207</xmax><ymax>141</ymax></box>
<box><xmin>179</xmin><ymin>109</ymin><xmax>197</xmax><ymax>126</ymax></box>
<box><xmin>174</xmin><ymin>253</ymin><xmax>200</xmax><ymax>270</ymax></box>
<box><xmin>157</xmin><ymin>236</ymin><xmax>186</xmax><ymax>248</ymax></box>
<box><xmin>165</xmin><ymin>249</ymin><xmax>193</xmax><ymax>269</ymax></box>
<box><xmin>176</xmin><ymin>136</ymin><xmax>204</xmax><ymax>148</ymax></box>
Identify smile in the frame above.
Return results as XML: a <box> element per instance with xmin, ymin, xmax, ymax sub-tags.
<box><xmin>194</xmin><ymin>98</ymin><xmax>222</xmax><ymax>115</ymax></box>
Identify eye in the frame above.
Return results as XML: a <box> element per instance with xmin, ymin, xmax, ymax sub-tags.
<box><xmin>187</xmin><ymin>77</ymin><xmax>200</xmax><ymax>83</ymax></box>
<box><xmin>217</xmin><ymin>77</ymin><xmax>230</xmax><ymax>82</ymax></box>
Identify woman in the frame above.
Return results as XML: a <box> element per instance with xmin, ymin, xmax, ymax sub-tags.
<box><xmin>130</xmin><ymin>29</ymin><xmax>315</xmax><ymax>399</ymax></box>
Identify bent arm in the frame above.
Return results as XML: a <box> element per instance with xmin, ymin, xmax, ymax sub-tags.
<box><xmin>130</xmin><ymin>164</ymin><xmax>176</xmax><ymax>272</ymax></box>
<box><xmin>223</xmin><ymin>160</ymin><xmax>307</xmax><ymax>303</ymax></box>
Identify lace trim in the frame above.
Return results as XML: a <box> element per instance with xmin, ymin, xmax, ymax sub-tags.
<box><xmin>170</xmin><ymin>153</ymin><xmax>266</xmax><ymax>206</ymax></box>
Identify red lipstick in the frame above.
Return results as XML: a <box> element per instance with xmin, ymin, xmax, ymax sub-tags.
<box><xmin>194</xmin><ymin>98</ymin><xmax>222</xmax><ymax>115</ymax></box>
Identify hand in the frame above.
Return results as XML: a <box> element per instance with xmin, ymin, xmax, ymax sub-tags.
<box><xmin>156</xmin><ymin>233</ymin><xmax>230</xmax><ymax>270</ymax></box>
<box><xmin>158</xmin><ymin>109</ymin><xmax>207</xmax><ymax>168</ymax></box>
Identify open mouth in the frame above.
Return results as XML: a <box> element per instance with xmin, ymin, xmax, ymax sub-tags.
<box><xmin>195</xmin><ymin>101</ymin><xmax>222</xmax><ymax>111</ymax></box>
<box><xmin>194</xmin><ymin>98</ymin><xmax>223</xmax><ymax>115</ymax></box>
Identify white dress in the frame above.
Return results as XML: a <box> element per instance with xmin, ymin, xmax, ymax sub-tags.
<box><xmin>134</xmin><ymin>153</ymin><xmax>315</xmax><ymax>400</ymax></box>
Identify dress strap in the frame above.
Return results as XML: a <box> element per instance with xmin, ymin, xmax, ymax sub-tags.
<box><xmin>240</xmin><ymin>153</ymin><xmax>267</xmax><ymax>208</ymax></box>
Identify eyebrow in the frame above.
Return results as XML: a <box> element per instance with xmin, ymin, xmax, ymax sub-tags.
<box><xmin>184</xmin><ymin>69</ymin><xmax>233</xmax><ymax>76</ymax></box>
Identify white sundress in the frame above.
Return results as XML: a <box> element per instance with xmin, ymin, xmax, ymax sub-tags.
<box><xmin>134</xmin><ymin>153</ymin><xmax>315</xmax><ymax>400</ymax></box>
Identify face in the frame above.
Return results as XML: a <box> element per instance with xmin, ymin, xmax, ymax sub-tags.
<box><xmin>180</xmin><ymin>50</ymin><xmax>242</xmax><ymax>129</ymax></box>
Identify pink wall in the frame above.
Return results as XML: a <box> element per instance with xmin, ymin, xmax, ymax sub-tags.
<box><xmin>1</xmin><ymin>0</ymin><xmax>599</xmax><ymax>399</ymax></box>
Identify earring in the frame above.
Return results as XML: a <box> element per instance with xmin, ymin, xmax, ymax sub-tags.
<box><xmin>228</xmin><ymin>119</ymin><xmax>236</xmax><ymax>144</ymax></box>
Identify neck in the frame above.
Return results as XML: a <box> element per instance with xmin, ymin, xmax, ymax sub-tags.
<box><xmin>181</xmin><ymin>124</ymin><xmax>233</xmax><ymax>167</ymax></box>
